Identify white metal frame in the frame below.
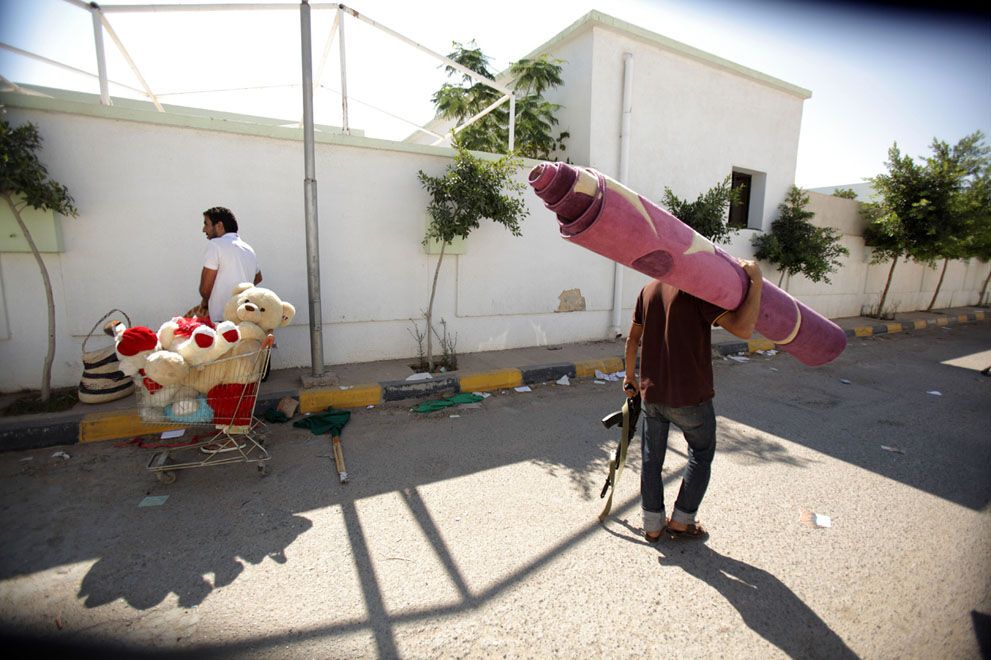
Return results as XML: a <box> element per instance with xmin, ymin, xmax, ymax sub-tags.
<box><xmin>6</xmin><ymin>1</ymin><xmax>516</xmax><ymax>149</ymax></box>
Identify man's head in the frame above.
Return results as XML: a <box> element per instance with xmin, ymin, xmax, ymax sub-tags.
<box><xmin>202</xmin><ymin>206</ymin><xmax>238</xmax><ymax>239</ymax></box>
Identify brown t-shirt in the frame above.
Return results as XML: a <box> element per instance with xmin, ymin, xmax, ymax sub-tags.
<box><xmin>633</xmin><ymin>281</ymin><xmax>726</xmax><ymax>407</ymax></box>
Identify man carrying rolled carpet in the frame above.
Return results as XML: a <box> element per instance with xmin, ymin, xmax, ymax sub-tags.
<box><xmin>623</xmin><ymin>259</ymin><xmax>763</xmax><ymax>542</ymax></box>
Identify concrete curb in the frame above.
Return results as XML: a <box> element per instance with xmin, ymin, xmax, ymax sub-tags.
<box><xmin>1</xmin><ymin>311</ymin><xmax>986</xmax><ymax>450</ymax></box>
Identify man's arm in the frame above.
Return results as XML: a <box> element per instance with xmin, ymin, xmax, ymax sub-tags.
<box><xmin>623</xmin><ymin>322</ymin><xmax>643</xmax><ymax>396</ymax></box>
<box><xmin>254</xmin><ymin>269</ymin><xmax>263</xmax><ymax>285</ymax></box>
<box><xmin>199</xmin><ymin>267</ymin><xmax>218</xmax><ymax>310</ymax></box>
<box><xmin>716</xmin><ymin>260</ymin><xmax>763</xmax><ymax>340</ymax></box>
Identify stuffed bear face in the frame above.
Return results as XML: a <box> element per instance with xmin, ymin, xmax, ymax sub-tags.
<box><xmin>223</xmin><ymin>283</ymin><xmax>296</xmax><ymax>331</ymax></box>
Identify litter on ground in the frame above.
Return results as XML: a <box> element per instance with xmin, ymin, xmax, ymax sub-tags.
<box><xmin>160</xmin><ymin>429</ymin><xmax>185</xmax><ymax>439</ymax></box>
<box><xmin>406</xmin><ymin>372</ymin><xmax>433</xmax><ymax>382</ymax></box>
<box><xmin>881</xmin><ymin>445</ymin><xmax>906</xmax><ymax>454</ymax></box>
<box><xmin>927</xmin><ymin>390</ymin><xmax>942</xmax><ymax>396</ymax></box>
<box><xmin>514</xmin><ymin>386</ymin><xmax>532</xmax><ymax>393</ymax></box>
<box><xmin>556</xmin><ymin>375</ymin><xmax>570</xmax><ymax>386</ymax></box>
<box><xmin>411</xmin><ymin>393</ymin><xmax>484</xmax><ymax>413</ymax></box>
<box><xmin>139</xmin><ymin>495</ymin><xmax>169</xmax><ymax>508</ymax></box>
<box><xmin>800</xmin><ymin>509</ymin><xmax>832</xmax><ymax>529</ymax></box>
<box><xmin>728</xmin><ymin>355</ymin><xmax>750</xmax><ymax>363</ymax></box>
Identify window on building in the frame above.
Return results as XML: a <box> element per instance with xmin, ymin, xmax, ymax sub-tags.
<box><xmin>728</xmin><ymin>171</ymin><xmax>751</xmax><ymax>229</ymax></box>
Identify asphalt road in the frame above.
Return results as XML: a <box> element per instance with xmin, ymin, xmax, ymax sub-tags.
<box><xmin>0</xmin><ymin>323</ymin><xmax>989</xmax><ymax>658</ymax></box>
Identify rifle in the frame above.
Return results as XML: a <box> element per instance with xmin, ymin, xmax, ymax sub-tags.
<box><xmin>598</xmin><ymin>387</ymin><xmax>641</xmax><ymax>522</ymax></box>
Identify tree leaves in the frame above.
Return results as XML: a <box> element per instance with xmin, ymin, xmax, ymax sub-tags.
<box><xmin>752</xmin><ymin>186</ymin><xmax>848</xmax><ymax>284</ymax></box>
<box><xmin>0</xmin><ymin>119</ymin><xmax>77</xmax><ymax>217</ymax></box>
<box><xmin>431</xmin><ymin>43</ymin><xmax>568</xmax><ymax>161</ymax></box>
<box><xmin>660</xmin><ymin>176</ymin><xmax>739</xmax><ymax>245</ymax></box>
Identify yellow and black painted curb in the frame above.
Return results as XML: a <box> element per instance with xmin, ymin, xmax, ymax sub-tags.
<box><xmin>3</xmin><ymin>311</ymin><xmax>986</xmax><ymax>449</ymax></box>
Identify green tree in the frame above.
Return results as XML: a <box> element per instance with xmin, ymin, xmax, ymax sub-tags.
<box><xmin>432</xmin><ymin>42</ymin><xmax>568</xmax><ymax>160</ymax></box>
<box><xmin>417</xmin><ymin>144</ymin><xmax>528</xmax><ymax>370</ymax></box>
<box><xmin>661</xmin><ymin>176</ymin><xmax>740</xmax><ymax>245</ymax></box>
<box><xmin>863</xmin><ymin>132</ymin><xmax>989</xmax><ymax>316</ymax></box>
<box><xmin>0</xmin><ymin>118</ymin><xmax>78</xmax><ymax>402</ymax></box>
<box><xmin>752</xmin><ymin>186</ymin><xmax>849</xmax><ymax>288</ymax></box>
<box><xmin>923</xmin><ymin>133</ymin><xmax>990</xmax><ymax>309</ymax></box>
<box><xmin>832</xmin><ymin>188</ymin><xmax>858</xmax><ymax>199</ymax></box>
<box><xmin>961</xmin><ymin>161</ymin><xmax>991</xmax><ymax>305</ymax></box>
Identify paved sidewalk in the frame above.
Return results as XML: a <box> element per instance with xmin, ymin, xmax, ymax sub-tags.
<box><xmin>0</xmin><ymin>305</ymin><xmax>986</xmax><ymax>450</ymax></box>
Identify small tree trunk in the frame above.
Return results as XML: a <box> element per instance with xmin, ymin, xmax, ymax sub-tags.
<box><xmin>980</xmin><ymin>265</ymin><xmax>991</xmax><ymax>306</ymax></box>
<box><xmin>926</xmin><ymin>258</ymin><xmax>949</xmax><ymax>311</ymax></box>
<box><xmin>4</xmin><ymin>194</ymin><xmax>56</xmax><ymax>401</ymax></box>
<box><xmin>877</xmin><ymin>257</ymin><xmax>898</xmax><ymax>318</ymax></box>
<box><xmin>425</xmin><ymin>241</ymin><xmax>447</xmax><ymax>371</ymax></box>
<box><xmin>777</xmin><ymin>270</ymin><xmax>786</xmax><ymax>288</ymax></box>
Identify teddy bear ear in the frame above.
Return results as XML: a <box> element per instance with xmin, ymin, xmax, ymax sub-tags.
<box><xmin>231</xmin><ymin>282</ymin><xmax>254</xmax><ymax>297</ymax></box>
<box><xmin>280</xmin><ymin>302</ymin><xmax>296</xmax><ymax>327</ymax></box>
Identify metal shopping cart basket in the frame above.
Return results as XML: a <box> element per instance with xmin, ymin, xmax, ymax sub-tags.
<box><xmin>137</xmin><ymin>335</ymin><xmax>274</xmax><ymax>484</ymax></box>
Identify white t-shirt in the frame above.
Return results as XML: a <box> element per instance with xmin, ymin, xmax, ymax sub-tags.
<box><xmin>203</xmin><ymin>233</ymin><xmax>259</xmax><ymax>321</ymax></box>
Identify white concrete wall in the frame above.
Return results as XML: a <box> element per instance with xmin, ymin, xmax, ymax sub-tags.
<box><xmin>0</xmin><ymin>104</ymin><xmax>617</xmax><ymax>392</ymax></box>
<box><xmin>766</xmin><ymin>192</ymin><xmax>990</xmax><ymax>318</ymax></box>
<box><xmin>1</xmin><ymin>104</ymin><xmax>987</xmax><ymax>393</ymax></box>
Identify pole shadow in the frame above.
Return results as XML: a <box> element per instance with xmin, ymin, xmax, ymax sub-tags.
<box><xmin>657</xmin><ymin>543</ymin><xmax>857</xmax><ymax>659</ymax></box>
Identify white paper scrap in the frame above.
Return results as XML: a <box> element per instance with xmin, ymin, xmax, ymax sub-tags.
<box><xmin>139</xmin><ymin>495</ymin><xmax>169</xmax><ymax>508</ymax></box>
<box><xmin>51</xmin><ymin>451</ymin><xmax>70</xmax><ymax>460</ymax></box>
<box><xmin>839</xmin><ymin>379</ymin><xmax>851</xmax><ymax>384</ymax></box>
<box><xmin>728</xmin><ymin>355</ymin><xmax>750</xmax><ymax>363</ymax></box>
<box><xmin>449</xmin><ymin>414</ymin><xmax>460</xmax><ymax>418</ymax></box>
<box><xmin>814</xmin><ymin>514</ymin><xmax>832</xmax><ymax>528</ymax></box>
<box><xmin>471</xmin><ymin>392</ymin><xmax>492</xmax><ymax>399</ymax></box>
<box><xmin>556</xmin><ymin>375</ymin><xmax>570</xmax><ymax>386</ymax></box>
<box><xmin>881</xmin><ymin>445</ymin><xmax>906</xmax><ymax>454</ymax></box>
<box><xmin>594</xmin><ymin>380</ymin><xmax>607</xmax><ymax>385</ymax></box>
<box><xmin>927</xmin><ymin>390</ymin><xmax>942</xmax><ymax>396</ymax></box>
<box><xmin>406</xmin><ymin>372</ymin><xmax>433</xmax><ymax>381</ymax></box>
<box><xmin>514</xmin><ymin>386</ymin><xmax>532</xmax><ymax>393</ymax></box>
<box><xmin>339</xmin><ymin>385</ymin><xmax>353</xmax><ymax>390</ymax></box>
<box><xmin>160</xmin><ymin>429</ymin><xmax>185</xmax><ymax>439</ymax></box>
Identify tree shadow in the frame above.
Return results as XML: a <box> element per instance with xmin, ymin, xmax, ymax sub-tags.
<box><xmin>657</xmin><ymin>543</ymin><xmax>857</xmax><ymax>659</ymax></box>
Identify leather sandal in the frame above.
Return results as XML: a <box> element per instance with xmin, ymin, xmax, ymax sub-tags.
<box><xmin>664</xmin><ymin>522</ymin><xmax>708</xmax><ymax>540</ymax></box>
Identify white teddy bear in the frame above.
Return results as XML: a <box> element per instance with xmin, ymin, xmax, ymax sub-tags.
<box><xmin>157</xmin><ymin>316</ymin><xmax>240</xmax><ymax>367</ymax></box>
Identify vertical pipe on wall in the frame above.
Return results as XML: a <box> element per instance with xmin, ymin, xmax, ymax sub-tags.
<box><xmin>337</xmin><ymin>5</ymin><xmax>349</xmax><ymax>134</ymax></box>
<box><xmin>609</xmin><ymin>52</ymin><xmax>634</xmax><ymax>338</ymax></box>
<box><xmin>301</xmin><ymin>0</ymin><xmax>325</xmax><ymax>376</ymax></box>
<box><xmin>90</xmin><ymin>4</ymin><xmax>111</xmax><ymax>106</ymax></box>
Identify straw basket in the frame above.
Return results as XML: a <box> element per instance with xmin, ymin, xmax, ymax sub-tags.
<box><xmin>78</xmin><ymin>309</ymin><xmax>136</xmax><ymax>404</ymax></box>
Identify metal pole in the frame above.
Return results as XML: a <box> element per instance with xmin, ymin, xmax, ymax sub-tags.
<box><xmin>337</xmin><ymin>6</ymin><xmax>349</xmax><ymax>134</ymax></box>
<box><xmin>90</xmin><ymin>3</ymin><xmax>111</xmax><ymax>105</ymax></box>
<box><xmin>301</xmin><ymin>0</ymin><xmax>324</xmax><ymax>376</ymax></box>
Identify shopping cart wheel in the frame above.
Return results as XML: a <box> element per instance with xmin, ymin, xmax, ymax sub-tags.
<box><xmin>257</xmin><ymin>463</ymin><xmax>269</xmax><ymax>477</ymax></box>
<box><xmin>157</xmin><ymin>470</ymin><xmax>177</xmax><ymax>485</ymax></box>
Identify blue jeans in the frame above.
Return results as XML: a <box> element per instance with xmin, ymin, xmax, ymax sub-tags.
<box><xmin>641</xmin><ymin>399</ymin><xmax>717</xmax><ymax>533</ymax></box>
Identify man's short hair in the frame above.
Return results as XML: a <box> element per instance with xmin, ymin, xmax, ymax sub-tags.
<box><xmin>203</xmin><ymin>206</ymin><xmax>238</xmax><ymax>233</ymax></box>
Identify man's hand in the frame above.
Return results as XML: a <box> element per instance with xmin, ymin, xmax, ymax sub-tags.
<box><xmin>739</xmin><ymin>258</ymin><xmax>763</xmax><ymax>286</ymax></box>
<box><xmin>622</xmin><ymin>378</ymin><xmax>639</xmax><ymax>398</ymax></box>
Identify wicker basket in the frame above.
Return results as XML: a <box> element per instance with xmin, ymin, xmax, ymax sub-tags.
<box><xmin>78</xmin><ymin>309</ymin><xmax>136</xmax><ymax>404</ymax></box>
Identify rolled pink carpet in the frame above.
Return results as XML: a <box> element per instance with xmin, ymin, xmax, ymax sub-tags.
<box><xmin>528</xmin><ymin>162</ymin><xmax>846</xmax><ymax>367</ymax></box>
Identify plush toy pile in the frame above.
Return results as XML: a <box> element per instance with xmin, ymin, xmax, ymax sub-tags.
<box><xmin>113</xmin><ymin>284</ymin><xmax>296</xmax><ymax>426</ymax></box>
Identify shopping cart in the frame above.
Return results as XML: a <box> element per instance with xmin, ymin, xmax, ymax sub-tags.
<box><xmin>138</xmin><ymin>334</ymin><xmax>274</xmax><ymax>484</ymax></box>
